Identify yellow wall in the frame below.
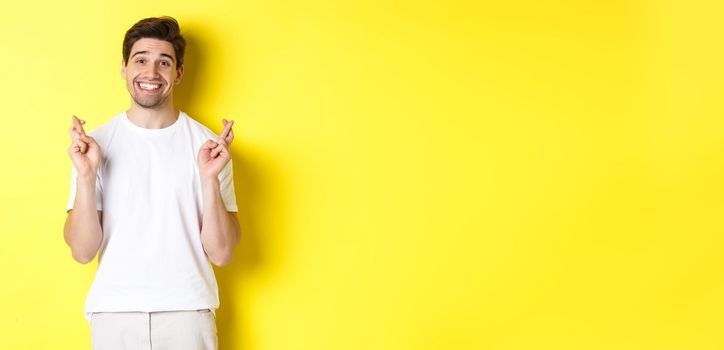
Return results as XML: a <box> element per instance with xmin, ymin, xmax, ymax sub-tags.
<box><xmin>1</xmin><ymin>0</ymin><xmax>723</xmax><ymax>349</ymax></box>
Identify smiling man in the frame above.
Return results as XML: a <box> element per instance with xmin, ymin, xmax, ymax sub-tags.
<box><xmin>63</xmin><ymin>17</ymin><xmax>240</xmax><ymax>350</ymax></box>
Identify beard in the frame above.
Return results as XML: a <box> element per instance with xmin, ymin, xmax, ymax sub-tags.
<box><xmin>131</xmin><ymin>92</ymin><xmax>167</xmax><ymax>109</ymax></box>
<box><xmin>129</xmin><ymin>82</ymin><xmax>168</xmax><ymax>109</ymax></box>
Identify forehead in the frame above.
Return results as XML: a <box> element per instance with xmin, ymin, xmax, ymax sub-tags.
<box><xmin>130</xmin><ymin>38</ymin><xmax>175</xmax><ymax>59</ymax></box>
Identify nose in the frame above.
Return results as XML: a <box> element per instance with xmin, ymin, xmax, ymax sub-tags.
<box><xmin>149</xmin><ymin>64</ymin><xmax>160</xmax><ymax>77</ymax></box>
<box><xmin>142</xmin><ymin>64</ymin><xmax>160</xmax><ymax>80</ymax></box>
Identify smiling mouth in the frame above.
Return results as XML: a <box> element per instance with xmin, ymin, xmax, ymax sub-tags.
<box><xmin>137</xmin><ymin>81</ymin><xmax>162</xmax><ymax>93</ymax></box>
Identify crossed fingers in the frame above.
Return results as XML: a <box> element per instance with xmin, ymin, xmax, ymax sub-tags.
<box><xmin>219</xmin><ymin>119</ymin><xmax>235</xmax><ymax>144</ymax></box>
<box><xmin>68</xmin><ymin>115</ymin><xmax>87</xmax><ymax>140</ymax></box>
<box><xmin>209</xmin><ymin>119</ymin><xmax>234</xmax><ymax>158</ymax></box>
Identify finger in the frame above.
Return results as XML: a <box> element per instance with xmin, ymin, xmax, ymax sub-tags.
<box><xmin>226</xmin><ymin>128</ymin><xmax>234</xmax><ymax>144</ymax></box>
<box><xmin>68</xmin><ymin>125</ymin><xmax>80</xmax><ymax>139</ymax></box>
<box><xmin>198</xmin><ymin>141</ymin><xmax>217</xmax><ymax>158</ymax></box>
<box><xmin>69</xmin><ymin>127</ymin><xmax>85</xmax><ymax>141</ymax></box>
<box><xmin>79</xmin><ymin>138</ymin><xmax>88</xmax><ymax>153</ymax></box>
<box><xmin>69</xmin><ymin>139</ymin><xmax>82</xmax><ymax>154</ymax></box>
<box><xmin>71</xmin><ymin>115</ymin><xmax>81</xmax><ymax>129</ymax></box>
<box><xmin>70</xmin><ymin>138</ymin><xmax>88</xmax><ymax>154</ymax></box>
<box><xmin>210</xmin><ymin>140</ymin><xmax>227</xmax><ymax>158</ymax></box>
<box><xmin>80</xmin><ymin>134</ymin><xmax>97</xmax><ymax>146</ymax></box>
<box><xmin>219</xmin><ymin>124</ymin><xmax>232</xmax><ymax>140</ymax></box>
<box><xmin>211</xmin><ymin>146</ymin><xmax>228</xmax><ymax>159</ymax></box>
<box><xmin>222</xmin><ymin>120</ymin><xmax>234</xmax><ymax>144</ymax></box>
<box><xmin>212</xmin><ymin>138</ymin><xmax>226</xmax><ymax>149</ymax></box>
<box><xmin>75</xmin><ymin>116</ymin><xmax>86</xmax><ymax>135</ymax></box>
<box><xmin>219</xmin><ymin>119</ymin><xmax>234</xmax><ymax>140</ymax></box>
<box><xmin>72</xmin><ymin>115</ymin><xmax>87</xmax><ymax>136</ymax></box>
<box><xmin>200</xmin><ymin>139</ymin><xmax>218</xmax><ymax>151</ymax></box>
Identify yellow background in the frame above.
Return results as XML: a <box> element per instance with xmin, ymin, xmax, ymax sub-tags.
<box><xmin>1</xmin><ymin>0</ymin><xmax>723</xmax><ymax>349</ymax></box>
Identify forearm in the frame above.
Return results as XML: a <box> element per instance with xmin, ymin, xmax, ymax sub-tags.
<box><xmin>63</xmin><ymin>175</ymin><xmax>102</xmax><ymax>264</ymax></box>
<box><xmin>200</xmin><ymin>177</ymin><xmax>240</xmax><ymax>266</ymax></box>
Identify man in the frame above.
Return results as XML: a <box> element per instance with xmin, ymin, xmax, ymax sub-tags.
<box><xmin>63</xmin><ymin>16</ymin><xmax>240</xmax><ymax>350</ymax></box>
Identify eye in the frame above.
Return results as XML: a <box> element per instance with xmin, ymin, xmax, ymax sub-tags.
<box><xmin>136</xmin><ymin>59</ymin><xmax>145</xmax><ymax>64</ymax></box>
<box><xmin>160</xmin><ymin>61</ymin><xmax>170</xmax><ymax>67</ymax></box>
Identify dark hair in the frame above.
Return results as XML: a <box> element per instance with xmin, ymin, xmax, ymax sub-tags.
<box><xmin>122</xmin><ymin>16</ymin><xmax>186</xmax><ymax>69</ymax></box>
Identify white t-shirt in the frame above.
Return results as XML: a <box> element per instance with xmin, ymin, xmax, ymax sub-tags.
<box><xmin>66</xmin><ymin>111</ymin><xmax>237</xmax><ymax>322</ymax></box>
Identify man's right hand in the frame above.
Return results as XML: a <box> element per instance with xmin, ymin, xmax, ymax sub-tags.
<box><xmin>67</xmin><ymin>115</ymin><xmax>101</xmax><ymax>177</ymax></box>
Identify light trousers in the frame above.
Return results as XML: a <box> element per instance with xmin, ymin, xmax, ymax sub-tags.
<box><xmin>89</xmin><ymin>309</ymin><xmax>217</xmax><ymax>350</ymax></box>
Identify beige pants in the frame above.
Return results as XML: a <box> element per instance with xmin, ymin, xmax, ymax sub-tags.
<box><xmin>89</xmin><ymin>309</ymin><xmax>217</xmax><ymax>350</ymax></box>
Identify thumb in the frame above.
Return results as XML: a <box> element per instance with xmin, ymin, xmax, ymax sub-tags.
<box><xmin>200</xmin><ymin>139</ymin><xmax>218</xmax><ymax>150</ymax></box>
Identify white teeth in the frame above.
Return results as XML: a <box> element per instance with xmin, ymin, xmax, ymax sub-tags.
<box><xmin>139</xmin><ymin>83</ymin><xmax>160</xmax><ymax>90</ymax></box>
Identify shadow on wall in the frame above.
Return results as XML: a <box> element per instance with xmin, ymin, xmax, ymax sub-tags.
<box><xmin>175</xmin><ymin>27</ymin><xmax>290</xmax><ymax>349</ymax></box>
<box><xmin>173</xmin><ymin>32</ymin><xmax>207</xmax><ymax>119</ymax></box>
<box><xmin>215</xmin><ymin>150</ymin><xmax>290</xmax><ymax>350</ymax></box>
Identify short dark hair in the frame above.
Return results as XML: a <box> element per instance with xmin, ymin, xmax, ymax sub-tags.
<box><xmin>122</xmin><ymin>16</ymin><xmax>186</xmax><ymax>69</ymax></box>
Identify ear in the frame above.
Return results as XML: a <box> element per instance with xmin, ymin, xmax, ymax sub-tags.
<box><xmin>174</xmin><ymin>64</ymin><xmax>184</xmax><ymax>85</ymax></box>
<box><xmin>121</xmin><ymin>60</ymin><xmax>127</xmax><ymax>80</ymax></box>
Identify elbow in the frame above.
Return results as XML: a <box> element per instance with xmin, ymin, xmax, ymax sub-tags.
<box><xmin>204</xmin><ymin>222</ymin><xmax>241</xmax><ymax>267</ymax></box>
<box><xmin>71</xmin><ymin>249</ymin><xmax>96</xmax><ymax>265</ymax></box>
<box><xmin>209</xmin><ymin>253</ymin><xmax>233</xmax><ymax>267</ymax></box>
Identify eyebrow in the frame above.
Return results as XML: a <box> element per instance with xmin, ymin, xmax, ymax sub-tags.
<box><xmin>131</xmin><ymin>51</ymin><xmax>175</xmax><ymax>62</ymax></box>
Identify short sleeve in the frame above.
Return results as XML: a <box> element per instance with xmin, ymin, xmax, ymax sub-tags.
<box><xmin>218</xmin><ymin>159</ymin><xmax>238</xmax><ymax>212</ymax></box>
<box><xmin>66</xmin><ymin>165</ymin><xmax>103</xmax><ymax>213</ymax></box>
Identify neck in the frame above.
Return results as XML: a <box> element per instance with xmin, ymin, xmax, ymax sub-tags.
<box><xmin>126</xmin><ymin>99</ymin><xmax>179</xmax><ymax>129</ymax></box>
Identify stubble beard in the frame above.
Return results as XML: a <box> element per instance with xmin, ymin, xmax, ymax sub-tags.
<box><xmin>130</xmin><ymin>82</ymin><xmax>169</xmax><ymax>109</ymax></box>
<box><xmin>132</xmin><ymin>93</ymin><xmax>167</xmax><ymax>109</ymax></box>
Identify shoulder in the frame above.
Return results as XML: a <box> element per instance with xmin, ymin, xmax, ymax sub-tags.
<box><xmin>182</xmin><ymin>112</ymin><xmax>220</xmax><ymax>140</ymax></box>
